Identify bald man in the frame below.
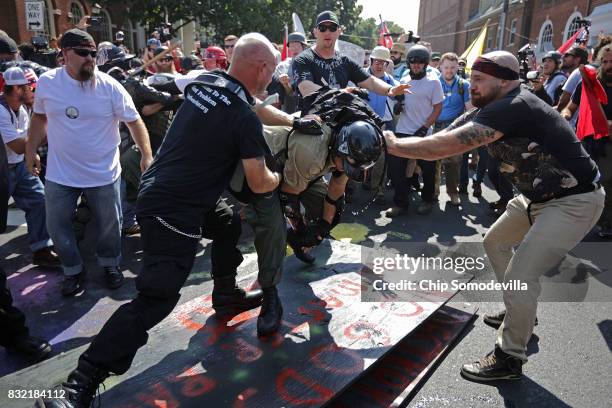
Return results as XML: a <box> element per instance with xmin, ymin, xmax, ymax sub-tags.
<box><xmin>37</xmin><ymin>34</ymin><xmax>284</xmax><ymax>408</ymax></box>
<box><xmin>385</xmin><ymin>51</ymin><xmax>604</xmax><ymax>382</ymax></box>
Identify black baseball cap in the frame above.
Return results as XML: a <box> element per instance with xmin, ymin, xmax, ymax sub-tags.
<box><xmin>565</xmin><ymin>46</ymin><xmax>589</xmax><ymax>63</ymax></box>
<box><xmin>0</xmin><ymin>35</ymin><xmax>18</xmax><ymax>54</ymax></box>
<box><xmin>316</xmin><ymin>11</ymin><xmax>340</xmax><ymax>26</ymax></box>
<box><xmin>60</xmin><ymin>29</ymin><xmax>95</xmax><ymax>49</ymax></box>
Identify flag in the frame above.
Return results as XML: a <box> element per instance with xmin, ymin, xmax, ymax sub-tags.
<box><xmin>557</xmin><ymin>28</ymin><xmax>587</xmax><ymax>55</ymax></box>
<box><xmin>576</xmin><ymin>65</ymin><xmax>609</xmax><ymax>140</ymax></box>
<box><xmin>378</xmin><ymin>15</ymin><xmax>393</xmax><ymax>49</ymax></box>
<box><xmin>281</xmin><ymin>24</ymin><xmax>288</xmax><ymax>61</ymax></box>
<box><xmin>460</xmin><ymin>21</ymin><xmax>488</xmax><ymax>74</ymax></box>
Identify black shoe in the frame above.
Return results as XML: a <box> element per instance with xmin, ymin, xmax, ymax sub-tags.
<box><xmin>416</xmin><ymin>200</ymin><xmax>434</xmax><ymax>215</ymax></box>
<box><xmin>460</xmin><ymin>347</ymin><xmax>523</xmax><ymax>382</ymax></box>
<box><xmin>483</xmin><ymin>310</ymin><xmax>538</xmax><ymax>329</ymax></box>
<box><xmin>61</xmin><ymin>271</ymin><xmax>85</xmax><ymax>297</ymax></box>
<box><xmin>410</xmin><ymin>177</ymin><xmax>421</xmax><ymax>191</ymax></box>
<box><xmin>472</xmin><ymin>182</ymin><xmax>482</xmax><ymax>198</ymax></box>
<box><xmin>458</xmin><ymin>184</ymin><xmax>468</xmax><ymax>194</ymax></box>
<box><xmin>489</xmin><ymin>199</ymin><xmax>508</xmax><ymax>211</ymax></box>
<box><xmin>257</xmin><ymin>286</ymin><xmax>283</xmax><ymax>337</ymax></box>
<box><xmin>35</xmin><ymin>360</ymin><xmax>109</xmax><ymax>408</ymax></box>
<box><xmin>32</xmin><ymin>247</ymin><xmax>61</xmax><ymax>267</ymax></box>
<box><xmin>286</xmin><ymin>228</ymin><xmax>316</xmax><ymax>264</ymax></box>
<box><xmin>104</xmin><ymin>266</ymin><xmax>124</xmax><ymax>289</ymax></box>
<box><xmin>212</xmin><ymin>276</ymin><xmax>263</xmax><ymax>316</ymax></box>
<box><xmin>5</xmin><ymin>335</ymin><xmax>51</xmax><ymax>362</ymax></box>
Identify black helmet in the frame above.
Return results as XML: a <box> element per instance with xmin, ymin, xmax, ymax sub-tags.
<box><xmin>542</xmin><ymin>50</ymin><xmax>562</xmax><ymax>65</ymax></box>
<box><xmin>406</xmin><ymin>44</ymin><xmax>430</xmax><ymax>64</ymax></box>
<box><xmin>180</xmin><ymin>55</ymin><xmax>203</xmax><ymax>72</ymax></box>
<box><xmin>334</xmin><ymin>121</ymin><xmax>382</xmax><ymax>181</ymax></box>
<box><xmin>287</xmin><ymin>32</ymin><xmax>307</xmax><ymax>45</ymax></box>
<box><xmin>96</xmin><ymin>45</ymin><xmax>135</xmax><ymax>72</ymax></box>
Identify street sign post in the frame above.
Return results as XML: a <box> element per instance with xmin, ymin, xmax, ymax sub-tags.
<box><xmin>25</xmin><ymin>1</ymin><xmax>45</xmax><ymax>32</ymax></box>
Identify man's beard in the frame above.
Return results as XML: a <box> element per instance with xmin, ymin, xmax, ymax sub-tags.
<box><xmin>391</xmin><ymin>57</ymin><xmax>401</xmax><ymax>65</ymax></box>
<box><xmin>470</xmin><ymin>86</ymin><xmax>501</xmax><ymax>108</ymax></box>
<box><xmin>602</xmin><ymin>70</ymin><xmax>612</xmax><ymax>84</ymax></box>
<box><xmin>78</xmin><ymin>63</ymin><xmax>94</xmax><ymax>81</ymax></box>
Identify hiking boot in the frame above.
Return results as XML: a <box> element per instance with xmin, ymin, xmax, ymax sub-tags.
<box><xmin>5</xmin><ymin>335</ymin><xmax>51</xmax><ymax>362</ymax></box>
<box><xmin>61</xmin><ymin>270</ymin><xmax>85</xmax><ymax>297</ymax></box>
<box><xmin>212</xmin><ymin>276</ymin><xmax>263</xmax><ymax>317</ymax></box>
<box><xmin>483</xmin><ymin>310</ymin><xmax>538</xmax><ymax>329</ymax></box>
<box><xmin>257</xmin><ymin>286</ymin><xmax>283</xmax><ymax>337</ymax></box>
<box><xmin>32</xmin><ymin>247</ymin><xmax>61</xmax><ymax>267</ymax></box>
<box><xmin>35</xmin><ymin>359</ymin><xmax>109</xmax><ymax>408</ymax></box>
<box><xmin>461</xmin><ymin>347</ymin><xmax>523</xmax><ymax>381</ymax></box>
<box><xmin>104</xmin><ymin>266</ymin><xmax>124</xmax><ymax>289</ymax></box>
<box><xmin>385</xmin><ymin>206</ymin><xmax>408</xmax><ymax>218</ymax></box>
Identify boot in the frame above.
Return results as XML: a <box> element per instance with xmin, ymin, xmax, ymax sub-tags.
<box><xmin>5</xmin><ymin>335</ymin><xmax>51</xmax><ymax>362</ymax></box>
<box><xmin>35</xmin><ymin>360</ymin><xmax>108</xmax><ymax>408</ymax></box>
<box><xmin>257</xmin><ymin>286</ymin><xmax>283</xmax><ymax>337</ymax></box>
<box><xmin>212</xmin><ymin>276</ymin><xmax>263</xmax><ymax>316</ymax></box>
<box><xmin>461</xmin><ymin>347</ymin><xmax>523</xmax><ymax>382</ymax></box>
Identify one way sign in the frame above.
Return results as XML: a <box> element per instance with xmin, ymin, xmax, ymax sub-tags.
<box><xmin>26</xmin><ymin>1</ymin><xmax>45</xmax><ymax>32</ymax></box>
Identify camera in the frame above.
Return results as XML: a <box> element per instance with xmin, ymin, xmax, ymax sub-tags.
<box><xmin>156</xmin><ymin>23</ymin><xmax>173</xmax><ymax>43</ymax></box>
<box><xmin>31</xmin><ymin>36</ymin><xmax>48</xmax><ymax>50</ymax></box>
<box><xmin>526</xmin><ymin>71</ymin><xmax>539</xmax><ymax>81</ymax></box>
<box><xmin>517</xmin><ymin>43</ymin><xmax>535</xmax><ymax>82</ymax></box>
<box><xmin>403</xmin><ymin>31</ymin><xmax>421</xmax><ymax>44</ymax></box>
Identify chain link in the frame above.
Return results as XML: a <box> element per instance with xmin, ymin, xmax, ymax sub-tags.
<box><xmin>155</xmin><ymin>217</ymin><xmax>202</xmax><ymax>239</ymax></box>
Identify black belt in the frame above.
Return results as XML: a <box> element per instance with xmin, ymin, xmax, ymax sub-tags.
<box><xmin>526</xmin><ymin>181</ymin><xmax>602</xmax><ymax>225</ymax></box>
<box><xmin>8</xmin><ymin>163</ymin><xmax>19</xmax><ymax>169</ymax></box>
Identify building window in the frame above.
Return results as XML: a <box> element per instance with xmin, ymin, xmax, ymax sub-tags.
<box><xmin>486</xmin><ymin>27</ymin><xmax>495</xmax><ymax>51</ymax></box>
<box><xmin>89</xmin><ymin>9</ymin><xmax>113</xmax><ymax>43</ymax></box>
<box><xmin>508</xmin><ymin>19</ymin><xmax>517</xmax><ymax>46</ymax></box>
<box><xmin>538</xmin><ymin>21</ymin><xmax>553</xmax><ymax>53</ymax></box>
<box><xmin>69</xmin><ymin>2</ymin><xmax>84</xmax><ymax>27</ymax></box>
<box><xmin>564</xmin><ymin>12</ymin><xmax>583</xmax><ymax>42</ymax></box>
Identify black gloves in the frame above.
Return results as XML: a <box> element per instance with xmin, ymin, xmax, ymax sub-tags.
<box><xmin>393</xmin><ymin>94</ymin><xmax>405</xmax><ymax>115</ymax></box>
<box><xmin>279</xmin><ymin>191</ymin><xmax>301</xmax><ymax>222</ymax></box>
<box><xmin>414</xmin><ymin>126</ymin><xmax>429</xmax><ymax>136</ymax></box>
<box><xmin>286</xmin><ymin>219</ymin><xmax>332</xmax><ymax>264</ymax></box>
<box><xmin>292</xmin><ymin>117</ymin><xmax>323</xmax><ymax>135</ymax></box>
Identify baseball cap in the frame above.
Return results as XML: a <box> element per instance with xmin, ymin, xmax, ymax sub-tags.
<box><xmin>115</xmin><ymin>31</ymin><xmax>125</xmax><ymax>40</ymax></box>
<box><xmin>316</xmin><ymin>11</ymin><xmax>340</xmax><ymax>26</ymax></box>
<box><xmin>431</xmin><ymin>52</ymin><xmax>441</xmax><ymax>60</ymax></box>
<box><xmin>2</xmin><ymin>66</ymin><xmax>29</xmax><ymax>85</ymax></box>
<box><xmin>60</xmin><ymin>29</ymin><xmax>95</xmax><ymax>49</ymax></box>
<box><xmin>390</xmin><ymin>43</ymin><xmax>406</xmax><ymax>55</ymax></box>
<box><xmin>287</xmin><ymin>32</ymin><xmax>307</xmax><ymax>45</ymax></box>
<box><xmin>0</xmin><ymin>35</ymin><xmax>18</xmax><ymax>54</ymax></box>
<box><xmin>565</xmin><ymin>46</ymin><xmax>589</xmax><ymax>62</ymax></box>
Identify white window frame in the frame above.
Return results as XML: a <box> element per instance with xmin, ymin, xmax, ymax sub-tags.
<box><xmin>507</xmin><ymin>19</ymin><xmax>517</xmax><ymax>46</ymax></box>
<box><xmin>69</xmin><ymin>1</ymin><xmax>84</xmax><ymax>27</ymax></box>
<box><xmin>538</xmin><ymin>20</ymin><xmax>554</xmax><ymax>54</ymax></box>
<box><xmin>563</xmin><ymin>11</ymin><xmax>583</xmax><ymax>42</ymax></box>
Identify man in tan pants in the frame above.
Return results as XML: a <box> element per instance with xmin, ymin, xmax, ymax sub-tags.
<box><xmin>384</xmin><ymin>50</ymin><xmax>604</xmax><ymax>381</ymax></box>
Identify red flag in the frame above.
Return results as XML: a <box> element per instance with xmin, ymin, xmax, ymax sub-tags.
<box><xmin>557</xmin><ymin>28</ymin><xmax>586</xmax><ymax>55</ymax></box>
<box><xmin>378</xmin><ymin>16</ymin><xmax>393</xmax><ymax>49</ymax></box>
<box><xmin>281</xmin><ymin>24</ymin><xmax>288</xmax><ymax>61</ymax></box>
<box><xmin>576</xmin><ymin>65</ymin><xmax>609</xmax><ymax>140</ymax></box>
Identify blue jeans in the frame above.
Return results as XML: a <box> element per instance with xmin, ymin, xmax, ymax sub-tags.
<box><xmin>460</xmin><ymin>146</ymin><xmax>489</xmax><ymax>186</ymax></box>
<box><xmin>120</xmin><ymin>178</ymin><xmax>137</xmax><ymax>228</ymax></box>
<box><xmin>8</xmin><ymin>162</ymin><xmax>52</xmax><ymax>252</ymax></box>
<box><xmin>45</xmin><ymin>178</ymin><xmax>122</xmax><ymax>276</ymax></box>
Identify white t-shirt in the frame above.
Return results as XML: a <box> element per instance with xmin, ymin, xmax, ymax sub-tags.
<box><xmin>0</xmin><ymin>101</ymin><xmax>28</xmax><ymax>164</ymax></box>
<box><xmin>396</xmin><ymin>72</ymin><xmax>445</xmax><ymax>135</ymax></box>
<box><xmin>33</xmin><ymin>68</ymin><xmax>139</xmax><ymax>187</ymax></box>
<box><xmin>562</xmin><ymin>68</ymin><xmax>583</xmax><ymax>127</ymax></box>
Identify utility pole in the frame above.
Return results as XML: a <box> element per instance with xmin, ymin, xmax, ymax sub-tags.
<box><xmin>498</xmin><ymin>0</ymin><xmax>510</xmax><ymax>50</ymax></box>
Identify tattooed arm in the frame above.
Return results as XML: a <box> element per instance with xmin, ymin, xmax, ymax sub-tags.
<box><xmin>384</xmin><ymin>120</ymin><xmax>503</xmax><ymax>160</ymax></box>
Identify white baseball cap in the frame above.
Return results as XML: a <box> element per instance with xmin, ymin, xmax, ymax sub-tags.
<box><xmin>2</xmin><ymin>66</ymin><xmax>29</xmax><ymax>86</ymax></box>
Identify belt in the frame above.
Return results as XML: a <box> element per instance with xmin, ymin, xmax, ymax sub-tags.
<box><xmin>8</xmin><ymin>163</ymin><xmax>20</xmax><ymax>169</ymax></box>
<box><xmin>526</xmin><ymin>181</ymin><xmax>602</xmax><ymax>225</ymax></box>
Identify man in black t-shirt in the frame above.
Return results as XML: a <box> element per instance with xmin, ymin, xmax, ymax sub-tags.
<box><xmin>291</xmin><ymin>11</ymin><xmax>410</xmax><ymax>109</ymax></box>
<box><xmin>38</xmin><ymin>34</ymin><xmax>283</xmax><ymax>408</ymax></box>
<box><xmin>385</xmin><ymin>51</ymin><xmax>604</xmax><ymax>382</ymax></box>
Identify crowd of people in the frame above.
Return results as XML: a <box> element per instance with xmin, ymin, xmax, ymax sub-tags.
<box><xmin>0</xmin><ymin>7</ymin><xmax>610</xmax><ymax>407</ymax></box>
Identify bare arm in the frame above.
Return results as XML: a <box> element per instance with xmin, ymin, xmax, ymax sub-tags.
<box><xmin>243</xmin><ymin>156</ymin><xmax>280</xmax><ymax>193</ymax></box>
<box><xmin>141</xmin><ymin>103</ymin><xmax>165</xmax><ymax>117</ymax></box>
<box><xmin>25</xmin><ymin>113</ymin><xmax>47</xmax><ymax>176</ymax></box>
<box><xmin>385</xmin><ymin>122</ymin><xmax>503</xmax><ymax>161</ymax></box>
<box><xmin>6</xmin><ymin>138</ymin><xmax>25</xmax><ymax>154</ymax></box>
<box><xmin>358</xmin><ymin>76</ymin><xmax>411</xmax><ymax>97</ymax></box>
<box><xmin>423</xmin><ymin>103</ymin><xmax>442</xmax><ymax>128</ymax></box>
<box><xmin>555</xmin><ymin>91</ymin><xmax>571</xmax><ymax>112</ymax></box>
<box><xmin>254</xmin><ymin>102</ymin><xmax>294</xmax><ymax>126</ymax></box>
<box><xmin>561</xmin><ymin>101</ymin><xmax>578</xmax><ymax>120</ymax></box>
<box><xmin>322</xmin><ymin>174</ymin><xmax>348</xmax><ymax>224</ymax></box>
<box><xmin>125</xmin><ymin>118</ymin><xmax>153</xmax><ymax>171</ymax></box>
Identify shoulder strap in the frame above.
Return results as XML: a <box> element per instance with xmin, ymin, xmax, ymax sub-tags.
<box><xmin>186</xmin><ymin>73</ymin><xmax>253</xmax><ymax>106</ymax></box>
<box><xmin>0</xmin><ymin>96</ymin><xmax>15</xmax><ymax>125</ymax></box>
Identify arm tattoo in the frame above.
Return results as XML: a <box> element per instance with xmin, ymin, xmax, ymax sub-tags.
<box><xmin>455</xmin><ymin>122</ymin><xmax>497</xmax><ymax>147</ymax></box>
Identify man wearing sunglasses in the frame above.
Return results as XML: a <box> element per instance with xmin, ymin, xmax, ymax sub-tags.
<box><xmin>291</xmin><ymin>10</ymin><xmax>410</xmax><ymax>110</ymax></box>
<box><xmin>25</xmin><ymin>29</ymin><xmax>153</xmax><ymax>297</ymax></box>
<box><xmin>224</xmin><ymin>34</ymin><xmax>238</xmax><ymax>65</ymax></box>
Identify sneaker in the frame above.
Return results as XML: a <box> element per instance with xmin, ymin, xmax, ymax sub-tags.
<box><xmin>104</xmin><ymin>266</ymin><xmax>124</xmax><ymax>289</ymax></box>
<box><xmin>385</xmin><ymin>206</ymin><xmax>408</xmax><ymax>218</ymax></box>
<box><xmin>483</xmin><ymin>310</ymin><xmax>538</xmax><ymax>329</ymax></box>
<box><xmin>32</xmin><ymin>247</ymin><xmax>61</xmax><ymax>267</ymax></box>
<box><xmin>416</xmin><ymin>201</ymin><xmax>434</xmax><ymax>215</ymax></box>
<box><xmin>458</xmin><ymin>184</ymin><xmax>468</xmax><ymax>194</ymax></box>
<box><xmin>460</xmin><ymin>347</ymin><xmax>523</xmax><ymax>382</ymax></box>
<box><xmin>62</xmin><ymin>270</ymin><xmax>85</xmax><ymax>297</ymax></box>
<box><xmin>472</xmin><ymin>182</ymin><xmax>482</xmax><ymax>198</ymax></box>
<box><xmin>449</xmin><ymin>193</ymin><xmax>460</xmax><ymax>206</ymax></box>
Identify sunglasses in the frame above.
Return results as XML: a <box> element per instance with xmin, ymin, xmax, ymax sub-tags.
<box><xmin>408</xmin><ymin>58</ymin><xmax>427</xmax><ymax>64</ymax></box>
<box><xmin>159</xmin><ymin>57</ymin><xmax>174</xmax><ymax>62</ymax></box>
<box><xmin>224</xmin><ymin>44</ymin><xmax>235</xmax><ymax>49</ymax></box>
<box><xmin>318</xmin><ymin>24</ymin><xmax>338</xmax><ymax>33</ymax></box>
<box><xmin>371</xmin><ymin>59</ymin><xmax>388</xmax><ymax>66</ymax></box>
<box><xmin>71</xmin><ymin>48</ymin><xmax>97</xmax><ymax>58</ymax></box>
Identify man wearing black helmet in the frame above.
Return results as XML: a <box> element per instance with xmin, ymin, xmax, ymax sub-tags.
<box><xmin>541</xmin><ymin>51</ymin><xmax>566</xmax><ymax>105</ymax></box>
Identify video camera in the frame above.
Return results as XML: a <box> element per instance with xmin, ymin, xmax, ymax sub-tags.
<box><xmin>29</xmin><ymin>36</ymin><xmax>58</xmax><ymax>68</ymax></box>
<box><xmin>156</xmin><ymin>23</ymin><xmax>173</xmax><ymax>43</ymax></box>
<box><xmin>403</xmin><ymin>31</ymin><xmax>420</xmax><ymax>44</ymax></box>
<box><xmin>517</xmin><ymin>43</ymin><xmax>535</xmax><ymax>82</ymax></box>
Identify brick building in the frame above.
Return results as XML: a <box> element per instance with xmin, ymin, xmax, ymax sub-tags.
<box><xmin>418</xmin><ymin>0</ymin><xmax>612</xmax><ymax>57</ymax></box>
<box><xmin>1</xmin><ymin>0</ymin><xmax>149</xmax><ymax>51</ymax></box>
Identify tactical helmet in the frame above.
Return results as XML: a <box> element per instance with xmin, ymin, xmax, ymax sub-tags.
<box><xmin>334</xmin><ymin>121</ymin><xmax>383</xmax><ymax>181</ymax></box>
<box><xmin>542</xmin><ymin>50</ymin><xmax>562</xmax><ymax>65</ymax></box>
<box><xmin>406</xmin><ymin>44</ymin><xmax>430</xmax><ymax>64</ymax></box>
<box><xmin>96</xmin><ymin>45</ymin><xmax>135</xmax><ymax>72</ymax></box>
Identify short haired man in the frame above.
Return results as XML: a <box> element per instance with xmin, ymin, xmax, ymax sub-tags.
<box><xmin>0</xmin><ymin>67</ymin><xmax>59</xmax><ymax>265</ymax></box>
<box><xmin>390</xmin><ymin>42</ymin><xmax>408</xmax><ymax>80</ymax></box>
<box><xmin>270</xmin><ymin>31</ymin><xmax>308</xmax><ymax>113</ymax></box>
<box><xmin>25</xmin><ymin>29</ymin><xmax>153</xmax><ymax>296</ymax></box>
<box><xmin>291</xmin><ymin>11</ymin><xmax>409</xmax><ymax>109</ymax></box>
<box><xmin>430</xmin><ymin>52</ymin><xmax>441</xmax><ymax>70</ymax></box>
<box><xmin>556</xmin><ymin>46</ymin><xmax>590</xmax><ymax>115</ymax></box>
<box><xmin>224</xmin><ymin>34</ymin><xmax>238</xmax><ymax>64</ymax></box>
<box><xmin>385</xmin><ymin>51</ymin><xmax>604</xmax><ymax>381</ymax></box>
